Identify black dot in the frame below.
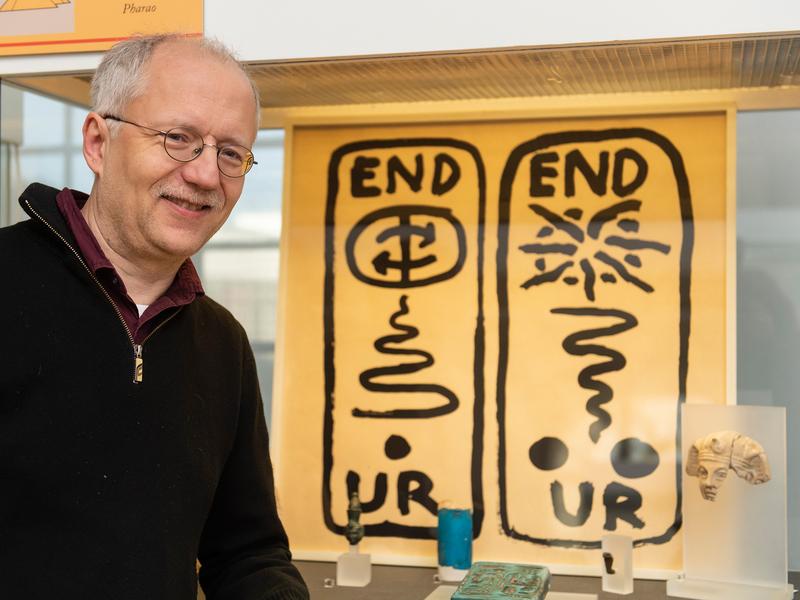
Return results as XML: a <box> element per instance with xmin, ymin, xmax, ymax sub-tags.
<box><xmin>611</xmin><ymin>438</ymin><xmax>659</xmax><ymax>478</ymax></box>
<box><xmin>564</xmin><ymin>277</ymin><xmax>578</xmax><ymax>285</ymax></box>
<box><xmin>385</xmin><ymin>435</ymin><xmax>411</xmax><ymax>460</ymax></box>
<box><xmin>529</xmin><ymin>437</ymin><xmax>568</xmax><ymax>470</ymax></box>
<box><xmin>565</xmin><ymin>208</ymin><xmax>583</xmax><ymax>220</ymax></box>
<box><xmin>601</xmin><ymin>273</ymin><xmax>617</xmax><ymax>283</ymax></box>
<box><xmin>535</xmin><ymin>258</ymin><xmax>546</xmax><ymax>271</ymax></box>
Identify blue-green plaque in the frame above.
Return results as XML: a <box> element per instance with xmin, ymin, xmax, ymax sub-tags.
<box><xmin>452</xmin><ymin>562</ymin><xmax>550</xmax><ymax>600</ymax></box>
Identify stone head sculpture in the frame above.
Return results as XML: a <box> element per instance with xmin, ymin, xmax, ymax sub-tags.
<box><xmin>685</xmin><ymin>430</ymin><xmax>771</xmax><ymax>501</ymax></box>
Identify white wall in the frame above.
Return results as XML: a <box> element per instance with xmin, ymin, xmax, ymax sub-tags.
<box><xmin>1</xmin><ymin>0</ymin><xmax>799</xmax><ymax>75</ymax></box>
<box><xmin>0</xmin><ymin>51</ymin><xmax>100</xmax><ymax>77</ymax></box>
<box><xmin>214</xmin><ymin>0</ymin><xmax>800</xmax><ymax>62</ymax></box>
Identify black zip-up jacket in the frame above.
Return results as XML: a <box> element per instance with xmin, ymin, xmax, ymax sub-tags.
<box><xmin>0</xmin><ymin>183</ymin><xmax>309</xmax><ymax>600</ymax></box>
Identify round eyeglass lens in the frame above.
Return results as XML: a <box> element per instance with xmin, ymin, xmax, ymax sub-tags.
<box><xmin>163</xmin><ymin>127</ymin><xmax>203</xmax><ymax>162</ymax></box>
<box><xmin>218</xmin><ymin>146</ymin><xmax>253</xmax><ymax>177</ymax></box>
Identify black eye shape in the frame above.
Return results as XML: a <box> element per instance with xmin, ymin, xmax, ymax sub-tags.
<box><xmin>219</xmin><ymin>146</ymin><xmax>247</xmax><ymax>163</ymax></box>
<box><xmin>164</xmin><ymin>128</ymin><xmax>199</xmax><ymax>147</ymax></box>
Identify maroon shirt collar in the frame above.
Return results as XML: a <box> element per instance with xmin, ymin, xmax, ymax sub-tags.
<box><xmin>55</xmin><ymin>188</ymin><xmax>204</xmax><ymax>343</ymax></box>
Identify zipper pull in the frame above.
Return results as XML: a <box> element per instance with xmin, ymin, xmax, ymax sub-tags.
<box><xmin>133</xmin><ymin>344</ymin><xmax>143</xmax><ymax>383</ymax></box>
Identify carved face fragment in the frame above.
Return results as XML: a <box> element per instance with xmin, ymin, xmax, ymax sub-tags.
<box><xmin>685</xmin><ymin>430</ymin><xmax>771</xmax><ymax>502</ymax></box>
<box><xmin>695</xmin><ymin>461</ymin><xmax>729</xmax><ymax>501</ymax></box>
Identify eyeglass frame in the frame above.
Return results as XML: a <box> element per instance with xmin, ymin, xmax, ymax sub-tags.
<box><xmin>100</xmin><ymin>114</ymin><xmax>258</xmax><ymax>178</ymax></box>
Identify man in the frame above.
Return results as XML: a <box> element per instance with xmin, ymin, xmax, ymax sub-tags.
<box><xmin>0</xmin><ymin>34</ymin><xmax>309</xmax><ymax>600</ymax></box>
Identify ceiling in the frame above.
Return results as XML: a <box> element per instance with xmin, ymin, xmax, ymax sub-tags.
<box><xmin>8</xmin><ymin>31</ymin><xmax>800</xmax><ymax>121</ymax></box>
<box><xmin>249</xmin><ymin>32</ymin><xmax>800</xmax><ymax>106</ymax></box>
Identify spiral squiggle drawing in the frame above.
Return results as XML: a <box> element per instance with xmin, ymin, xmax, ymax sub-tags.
<box><xmin>551</xmin><ymin>307</ymin><xmax>638</xmax><ymax>442</ymax></box>
<box><xmin>354</xmin><ymin>294</ymin><xmax>459</xmax><ymax>418</ymax></box>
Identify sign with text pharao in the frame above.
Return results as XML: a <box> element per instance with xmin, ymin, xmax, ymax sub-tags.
<box><xmin>276</xmin><ymin>112</ymin><xmax>729</xmax><ymax>571</ymax></box>
<box><xmin>0</xmin><ymin>0</ymin><xmax>202</xmax><ymax>56</ymax></box>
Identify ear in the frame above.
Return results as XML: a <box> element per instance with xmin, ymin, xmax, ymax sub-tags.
<box><xmin>83</xmin><ymin>112</ymin><xmax>110</xmax><ymax>177</ymax></box>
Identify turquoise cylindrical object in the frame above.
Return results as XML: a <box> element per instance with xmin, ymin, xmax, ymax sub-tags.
<box><xmin>437</xmin><ymin>507</ymin><xmax>472</xmax><ymax>570</ymax></box>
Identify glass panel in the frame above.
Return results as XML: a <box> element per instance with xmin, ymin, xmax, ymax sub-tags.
<box><xmin>69</xmin><ymin>105</ymin><xmax>89</xmax><ymax>148</ymax></box>
<box><xmin>0</xmin><ymin>140</ymin><xmax>9</xmax><ymax>226</ymax></box>
<box><xmin>19</xmin><ymin>151</ymin><xmax>66</xmax><ymax>189</ymax></box>
<box><xmin>1</xmin><ymin>82</ymin><xmax>88</xmax><ymax>216</ymax></box>
<box><xmin>22</xmin><ymin>91</ymin><xmax>67</xmax><ymax>146</ymax></box>
<box><xmin>199</xmin><ymin>247</ymin><xmax>280</xmax><ymax>341</ymax></box>
<box><xmin>240</xmin><ymin>130</ymin><xmax>285</xmax><ymax>215</ymax></box>
<box><xmin>1</xmin><ymin>82</ymin><xmax>798</xmax><ymax>570</ymax></box>
<box><xmin>737</xmin><ymin>109</ymin><xmax>800</xmax><ymax>570</ymax></box>
<box><xmin>69</xmin><ymin>153</ymin><xmax>95</xmax><ymax>194</ymax></box>
<box><xmin>253</xmin><ymin>344</ymin><xmax>276</xmax><ymax>420</ymax></box>
<box><xmin>1</xmin><ymin>82</ymin><xmax>25</xmax><ymax>225</ymax></box>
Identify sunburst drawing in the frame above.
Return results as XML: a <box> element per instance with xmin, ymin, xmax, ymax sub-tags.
<box><xmin>519</xmin><ymin>199</ymin><xmax>671</xmax><ymax>301</ymax></box>
<box><xmin>0</xmin><ymin>0</ymin><xmax>69</xmax><ymax>11</ymax></box>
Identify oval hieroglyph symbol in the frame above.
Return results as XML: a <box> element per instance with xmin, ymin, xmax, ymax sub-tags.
<box><xmin>345</xmin><ymin>205</ymin><xmax>467</xmax><ymax>288</ymax></box>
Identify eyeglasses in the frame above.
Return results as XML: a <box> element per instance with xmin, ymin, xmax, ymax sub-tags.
<box><xmin>101</xmin><ymin>115</ymin><xmax>257</xmax><ymax>178</ymax></box>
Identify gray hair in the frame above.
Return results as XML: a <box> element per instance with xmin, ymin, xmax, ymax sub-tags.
<box><xmin>90</xmin><ymin>33</ymin><xmax>260</xmax><ymax>130</ymax></box>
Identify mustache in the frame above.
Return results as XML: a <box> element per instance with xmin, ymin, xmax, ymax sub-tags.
<box><xmin>151</xmin><ymin>181</ymin><xmax>223</xmax><ymax>209</ymax></box>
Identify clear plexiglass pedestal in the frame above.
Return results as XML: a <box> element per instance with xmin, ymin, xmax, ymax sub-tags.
<box><xmin>670</xmin><ymin>405</ymin><xmax>794</xmax><ymax>600</ymax></box>
<box><xmin>336</xmin><ymin>545</ymin><xmax>371</xmax><ymax>587</ymax></box>
<box><xmin>667</xmin><ymin>576</ymin><xmax>794</xmax><ymax>600</ymax></box>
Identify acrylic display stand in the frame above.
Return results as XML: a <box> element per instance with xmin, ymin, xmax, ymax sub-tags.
<box><xmin>424</xmin><ymin>586</ymin><xmax>459</xmax><ymax>600</ymax></box>
<box><xmin>601</xmin><ymin>534</ymin><xmax>633</xmax><ymax>595</ymax></box>
<box><xmin>667</xmin><ymin>405</ymin><xmax>794</xmax><ymax>600</ymax></box>
<box><xmin>667</xmin><ymin>576</ymin><xmax>794</xmax><ymax>600</ymax></box>
<box><xmin>335</xmin><ymin>544</ymin><xmax>371</xmax><ymax>587</ymax></box>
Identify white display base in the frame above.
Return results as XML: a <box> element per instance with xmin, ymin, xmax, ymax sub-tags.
<box><xmin>667</xmin><ymin>576</ymin><xmax>795</xmax><ymax>600</ymax></box>
<box><xmin>423</xmin><ymin>585</ymin><xmax>458</xmax><ymax>600</ymax></box>
<box><xmin>438</xmin><ymin>564</ymin><xmax>469</xmax><ymax>582</ymax></box>
<box><xmin>548</xmin><ymin>593</ymin><xmax>598</xmax><ymax>600</ymax></box>
<box><xmin>335</xmin><ymin>545</ymin><xmax>371</xmax><ymax>587</ymax></box>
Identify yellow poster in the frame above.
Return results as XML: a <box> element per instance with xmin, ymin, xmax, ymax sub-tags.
<box><xmin>0</xmin><ymin>0</ymin><xmax>201</xmax><ymax>56</ymax></box>
<box><xmin>276</xmin><ymin>112</ymin><xmax>729</xmax><ymax>571</ymax></box>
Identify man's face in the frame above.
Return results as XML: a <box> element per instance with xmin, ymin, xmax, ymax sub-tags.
<box><xmin>696</xmin><ymin>461</ymin><xmax>729</xmax><ymax>501</ymax></box>
<box><xmin>91</xmin><ymin>42</ymin><xmax>257</xmax><ymax>264</ymax></box>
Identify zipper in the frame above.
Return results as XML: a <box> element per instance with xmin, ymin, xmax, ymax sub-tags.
<box><xmin>25</xmin><ymin>199</ymin><xmax>180</xmax><ymax>384</ymax></box>
<box><xmin>133</xmin><ymin>344</ymin><xmax>143</xmax><ymax>383</ymax></box>
<box><xmin>132</xmin><ymin>311</ymin><xmax>181</xmax><ymax>383</ymax></box>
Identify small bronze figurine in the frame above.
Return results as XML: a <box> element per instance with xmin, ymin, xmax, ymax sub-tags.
<box><xmin>345</xmin><ymin>491</ymin><xmax>365</xmax><ymax>546</ymax></box>
<box><xmin>602</xmin><ymin>552</ymin><xmax>615</xmax><ymax>575</ymax></box>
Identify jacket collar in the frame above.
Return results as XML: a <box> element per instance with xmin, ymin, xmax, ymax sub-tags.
<box><xmin>19</xmin><ymin>182</ymin><xmax>79</xmax><ymax>246</ymax></box>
